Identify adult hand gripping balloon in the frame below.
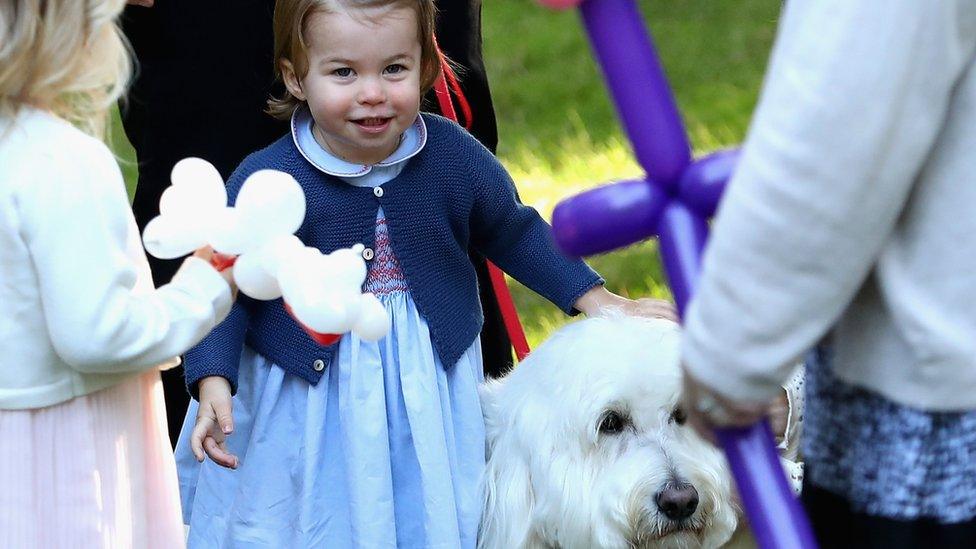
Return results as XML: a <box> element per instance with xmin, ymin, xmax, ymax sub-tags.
<box><xmin>142</xmin><ymin>158</ymin><xmax>390</xmax><ymax>345</ymax></box>
<box><xmin>541</xmin><ymin>1</ymin><xmax>816</xmax><ymax>548</ymax></box>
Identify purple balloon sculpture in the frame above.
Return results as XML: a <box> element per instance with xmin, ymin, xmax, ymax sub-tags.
<box><xmin>542</xmin><ymin>0</ymin><xmax>817</xmax><ymax>547</ymax></box>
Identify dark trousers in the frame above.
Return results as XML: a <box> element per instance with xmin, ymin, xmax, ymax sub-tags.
<box><xmin>802</xmin><ymin>475</ymin><xmax>976</xmax><ymax>548</ymax></box>
<box><xmin>121</xmin><ymin>0</ymin><xmax>512</xmax><ymax>447</ymax></box>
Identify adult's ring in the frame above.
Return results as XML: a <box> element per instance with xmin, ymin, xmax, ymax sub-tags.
<box><xmin>694</xmin><ymin>393</ymin><xmax>732</xmax><ymax>425</ymax></box>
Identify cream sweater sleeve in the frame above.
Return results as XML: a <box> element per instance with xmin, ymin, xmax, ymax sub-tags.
<box><xmin>681</xmin><ymin>0</ymin><xmax>976</xmax><ymax>401</ymax></box>
<box><xmin>19</xmin><ymin>133</ymin><xmax>232</xmax><ymax>374</ymax></box>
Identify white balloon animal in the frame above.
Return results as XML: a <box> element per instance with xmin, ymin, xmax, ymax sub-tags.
<box><xmin>142</xmin><ymin>158</ymin><xmax>389</xmax><ymax>343</ymax></box>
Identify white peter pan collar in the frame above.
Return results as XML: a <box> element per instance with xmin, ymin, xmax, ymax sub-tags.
<box><xmin>291</xmin><ymin>105</ymin><xmax>427</xmax><ymax>182</ymax></box>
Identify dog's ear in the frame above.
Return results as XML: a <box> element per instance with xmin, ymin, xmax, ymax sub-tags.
<box><xmin>478</xmin><ymin>376</ymin><xmax>542</xmax><ymax>548</ymax></box>
<box><xmin>478</xmin><ymin>377</ymin><xmax>508</xmax><ymax>443</ymax></box>
<box><xmin>479</xmin><ymin>435</ymin><xmax>538</xmax><ymax>549</ymax></box>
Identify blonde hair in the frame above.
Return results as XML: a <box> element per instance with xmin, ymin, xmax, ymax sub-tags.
<box><xmin>267</xmin><ymin>0</ymin><xmax>440</xmax><ymax>121</ymax></box>
<box><xmin>0</xmin><ymin>0</ymin><xmax>131</xmax><ymax>138</ymax></box>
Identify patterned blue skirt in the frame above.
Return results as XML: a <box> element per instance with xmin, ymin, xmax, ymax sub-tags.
<box><xmin>803</xmin><ymin>344</ymin><xmax>976</xmax><ymax>522</ymax></box>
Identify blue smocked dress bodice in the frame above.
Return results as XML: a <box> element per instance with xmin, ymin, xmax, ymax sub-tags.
<box><xmin>175</xmin><ymin>109</ymin><xmax>486</xmax><ymax>548</ymax></box>
<box><xmin>364</xmin><ymin>213</ymin><xmax>410</xmax><ymax>296</ymax></box>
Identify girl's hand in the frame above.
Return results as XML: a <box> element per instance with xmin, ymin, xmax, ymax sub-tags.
<box><xmin>190</xmin><ymin>246</ymin><xmax>238</xmax><ymax>297</ymax></box>
<box><xmin>618</xmin><ymin>297</ymin><xmax>679</xmax><ymax>321</ymax></box>
<box><xmin>573</xmin><ymin>286</ymin><xmax>678</xmax><ymax>322</ymax></box>
<box><xmin>191</xmin><ymin>376</ymin><xmax>239</xmax><ymax>469</ymax></box>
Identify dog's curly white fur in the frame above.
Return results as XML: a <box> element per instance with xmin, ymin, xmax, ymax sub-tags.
<box><xmin>479</xmin><ymin>316</ymin><xmax>739</xmax><ymax>548</ymax></box>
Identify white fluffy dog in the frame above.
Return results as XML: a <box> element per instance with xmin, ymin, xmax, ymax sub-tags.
<box><xmin>479</xmin><ymin>316</ymin><xmax>739</xmax><ymax>549</ymax></box>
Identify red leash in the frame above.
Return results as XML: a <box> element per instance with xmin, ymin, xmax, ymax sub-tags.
<box><xmin>433</xmin><ymin>44</ymin><xmax>531</xmax><ymax>362</ymax></box>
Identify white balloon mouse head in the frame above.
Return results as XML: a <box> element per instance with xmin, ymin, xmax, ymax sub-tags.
<box><xmin>142</xmin><ymin>160</ymin><xmax>306</xmax><ymax>259</ymax></box>
<box><xmin>142</xmin><ymin>157</ymin><xmax>227</xmax><ymax>259</ymax></box>
<box><xmin>213</xmin><ymin>169</ymin><xmax>307</xmax><ymax>254</ymax></box>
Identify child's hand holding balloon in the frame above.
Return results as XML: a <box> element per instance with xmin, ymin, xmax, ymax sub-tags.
<box><xmin>189</xmin><ymin>246</ymin><xmax>238</xmax><ymax>297</ymax></box>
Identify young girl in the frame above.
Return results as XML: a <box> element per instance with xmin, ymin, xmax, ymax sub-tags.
<box><xmin>0</xmin><ymin>0</ymin><xmax>235</xmax><ymax>547</ymax></box>
<box><xmin>174</xmin><ymin>0</ymin><xmax>675</xmax><ymax>547</ymax></box>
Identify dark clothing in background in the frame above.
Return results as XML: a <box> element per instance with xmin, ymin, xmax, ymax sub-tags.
<box><xmin>802</xmin><ymin>475</ymin><xmax>976</xmax><ymax>548</ymax></box>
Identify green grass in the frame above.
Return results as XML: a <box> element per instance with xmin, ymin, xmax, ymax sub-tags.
<box><xmin>483</xmin><ymin>0</ymin><xmax>779</xmax><ymax>165</ymax></box>
<box><xmin>109</xmin><ymin>107</ymin><xmax>138</xmax><ymax>199</ymax></box>
<box><xmin>481</xmin><ymin>0</ymin><xmax>780</xmax><ymax>347</ymax></box>
<box><xmin>109</xmin><ymin>0</ymin><xmax>781</xmax><ymax>349</ymax></box>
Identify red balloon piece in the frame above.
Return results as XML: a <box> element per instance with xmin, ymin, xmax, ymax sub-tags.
<box><xmin>283</xmin><ymin>302</ymin><xmax>342</xmax><ymax>346</ymax></box>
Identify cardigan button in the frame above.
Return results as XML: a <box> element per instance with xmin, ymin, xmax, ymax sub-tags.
<box><xmin>373</xmin><ymin>186</ymin><xmax>384</xmax><ymax>198</ymax></box>
<box><xmin>362</xmin><ymin>247</ymin><xmax>375</xmax><ymax>261</ymax></box>
<box><xmin>312</xmin><ymin>359</ymin><xmax>325</xmax><ymax>372</ymax></box>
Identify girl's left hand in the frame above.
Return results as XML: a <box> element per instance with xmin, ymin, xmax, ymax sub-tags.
<box><xmin>617</xmin><ymin>297</ymin><xmax>679</xmax><ymax>322</ymax></box>
<box><xmin>191</xmin><ymin>376</ymin><xmax>239</xmax><ymax>469</ymax></box>
<box><xmin>574</xmin><ymin>286</ymin><xmax>678</xmax><ymax>322</ymax></box>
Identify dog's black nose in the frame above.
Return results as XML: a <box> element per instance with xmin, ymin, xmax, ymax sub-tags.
<box><xmin>655</xmin><ymin>482</ymin><xmax>699</xmax><ymax>520</ymax></box>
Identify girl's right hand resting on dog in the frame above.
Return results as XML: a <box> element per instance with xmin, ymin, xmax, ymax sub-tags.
<box><xmin>191</xmin><ymin>375</ymin><xmax>239</xmax><ymax>469</ymax></box>
<box><xmin>574</xmin><ymin>286</ymin><xmax>679</xmax><ymax>322</ymax></box>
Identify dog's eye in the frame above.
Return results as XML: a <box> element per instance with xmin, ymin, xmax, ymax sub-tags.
<box><xmin>598</xmin><ymin>411</ymin><xmax>626</xmax><ymax>435</ymax></box>
<box><xmin>670</xmin><ymin>406</ymin><xmax>687</xmax><ymax>426</ymax></box>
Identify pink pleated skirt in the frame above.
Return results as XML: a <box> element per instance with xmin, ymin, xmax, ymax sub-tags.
<box><xmin>0</xmin><ymin>371</ymin><xmax>185</xmax><ymax>549</ymax></box>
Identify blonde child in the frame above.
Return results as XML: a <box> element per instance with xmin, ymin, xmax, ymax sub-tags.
<box><xmin>0</xmin><ymin>1</ymin><xmax>235</xmax><ymax>547</ymax></box>
<box><xmin>174</xmin><ymin>0</ymin><xmax>675</xmax><ymax>546</ymax></box>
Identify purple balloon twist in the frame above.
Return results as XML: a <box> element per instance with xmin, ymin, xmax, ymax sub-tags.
<box><xmin>546</xmin><ymin>0</ymin><xmax>817</xmax><ymax>547</ymax></box>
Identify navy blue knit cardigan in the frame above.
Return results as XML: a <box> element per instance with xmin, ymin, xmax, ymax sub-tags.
<box><xmin>183</xmin><ymin>114</ymin><xmax>603</xmax><ymax>397</ymax></box>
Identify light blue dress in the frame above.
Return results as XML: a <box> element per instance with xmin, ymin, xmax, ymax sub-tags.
<box><xmin>175</xmin><ymin>111</ymin><xmax>487</xmax><ymax>548</ymax></box>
